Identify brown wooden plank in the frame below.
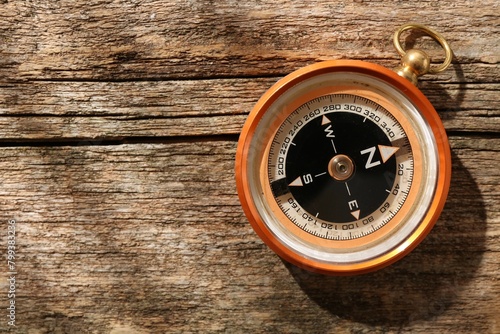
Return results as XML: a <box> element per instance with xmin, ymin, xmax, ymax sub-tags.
<box><xmin>0</xmin><ymin>0</ymin><xmax>498</xmax><ymax>81</ymax></box>
<box><xmin>0</xmin><ymin>0</ymin><xmax>499</xmax><ymax>333</ymax></box>
<box><xmin>0</xmin><ymin>80</ymin><xmax>497</xmax><ymax>119</ymax></box>
<box><xmin>0</xmin><ymin>80</ymin><xmax>498</xmax><ymax>142</ymax></box>
<box><xmin>0</xmin><ymin>138</ymin><xmax>498</xmax><ymax>333</ymax></box>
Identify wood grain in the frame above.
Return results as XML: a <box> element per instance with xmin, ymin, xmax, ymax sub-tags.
<box><xmin>1</xmin><ymin>0</ymin><xmax>498</xmax><ymax>80</ymax></box>
<box><xmin>0</xmin><ymin>0</ymin><xmax>498</xmax><ymax>333</ymax></box>
<box><xmin>0</xmin><ymin>80</ymin><xmax>498</xmax><ymax>142</ymax></box>
<box><xmin>0</xmin><ymin>138</ymin><xmax>498</xmax><ymax>333</ymax></box>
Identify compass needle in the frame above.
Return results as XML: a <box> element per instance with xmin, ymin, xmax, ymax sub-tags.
<box><xmin>236</xmin><ymin>24</ymin><xmax>452</xmax><ymax>275</ymax></box>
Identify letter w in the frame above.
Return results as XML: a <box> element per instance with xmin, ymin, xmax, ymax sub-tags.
<box><xmin>324</xmin><ymin>125</ymin><xmax>335</xmax><ymax>138</ymax></box>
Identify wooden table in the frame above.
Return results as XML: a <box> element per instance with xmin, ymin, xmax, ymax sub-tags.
<box><xmin>1</xmin><ymin>1</ymin><xmax>498</xmax><ymax>333</ymax></box>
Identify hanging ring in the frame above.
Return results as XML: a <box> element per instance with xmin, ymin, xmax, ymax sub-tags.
<box><xmin>393</xmin><ymin>23</ymin><xmax>453</xmax><ymax>74</ymax></box>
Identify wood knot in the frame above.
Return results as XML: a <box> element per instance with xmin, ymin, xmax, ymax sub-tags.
<box><xmin>113</xmin><ymin>51</ymin><xmax>139</xmax><ymax>62</ymax></box>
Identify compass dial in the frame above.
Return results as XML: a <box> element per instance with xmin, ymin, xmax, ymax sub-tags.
<box><xmin>268</xmin><ymin>94</ymin><xmax>412</xmax><ymax>240</ymax></box>
<box><xmin>236</xmin><ymin>60</ymin><xmax>451</xmax><ymax>275</ymax></box>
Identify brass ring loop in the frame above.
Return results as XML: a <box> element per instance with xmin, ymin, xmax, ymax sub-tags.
<box><xmin>393</xmin><ymin>23</ymin><xmax>453</xmax><ymax>74</ymax></box>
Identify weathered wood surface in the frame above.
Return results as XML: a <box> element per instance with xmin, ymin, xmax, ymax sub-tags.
<box><xmin>0</xmin><ymin>0</ymin><xmax>498</xmax><ymax>333</ymax></box>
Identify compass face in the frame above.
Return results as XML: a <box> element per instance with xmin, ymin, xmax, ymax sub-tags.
<box><xmin>268</xmin><ymin>94</ymin><xmax>412</xmax><ymax>240</ymax></box>
<box><xmin>235</xmin><ymin>60</ymin><xmax>451</xmax><ymax>275</ymax></box>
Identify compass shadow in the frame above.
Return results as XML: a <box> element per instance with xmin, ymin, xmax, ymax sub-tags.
<box><xmin>420</xmin><ymin>61</ymin><xmax>466</xmax><ymax>116</ymax></box>
<box><xmin>283</xmin><ymin>153</ymin><xmax>486</xmax><ymax>328</ymax></box>
<box><xmin>405</xmin><ymin>30</ymin><xmax>466</xmax><ymax>115</ymax></box>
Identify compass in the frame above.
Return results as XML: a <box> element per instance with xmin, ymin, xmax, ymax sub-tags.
<box><xmin>235</xmin><ymin>24</ymin><xmax>453</xmax><ymax>275</ymax></box>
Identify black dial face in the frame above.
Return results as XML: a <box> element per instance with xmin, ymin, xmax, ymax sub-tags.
<box><xmin>267</xmin><ymin>94</ymin><xmax>413</xmax><ymax>240</ymax></box>
<box><xmin>286</xmin><ymin>111</ymin><xmax>396</xmax><ymax>223</ymax></box>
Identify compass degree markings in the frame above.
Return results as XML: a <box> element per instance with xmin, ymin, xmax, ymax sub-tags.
<box><xmin>270</xmin><ymin>95</ymin><xmax>413</xmax><ymax>237</ymax></box>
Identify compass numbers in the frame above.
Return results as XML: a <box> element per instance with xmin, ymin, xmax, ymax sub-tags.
<box><xmin>268</xmin><ymin>93</ymin><xmax>414</xmax><ymax>240</ymax></box>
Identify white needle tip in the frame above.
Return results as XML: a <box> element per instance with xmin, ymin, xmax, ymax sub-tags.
<box><xmin>378</xmin><ymin>145</ymin><xmax>400</xmax><ymax>163</ymax></box>
<box><xmin>289</xmin><ymin>176</ymin><xmax>303</xmax><ymax>187</ymax></box>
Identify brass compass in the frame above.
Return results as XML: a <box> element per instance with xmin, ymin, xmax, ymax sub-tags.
<box><xmin>236</xmin><ymin>24</ymin><xmax>453</xmax><ymax>275</ymax></box>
